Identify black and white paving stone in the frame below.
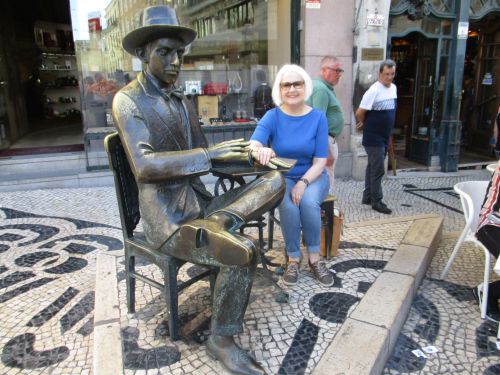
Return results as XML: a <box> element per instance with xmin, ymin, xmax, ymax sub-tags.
<box><xmin>116</xmin><ymin>221</ymin><xmax>406</xmax><ymax>375</ymax></box>
<box><xmin>0</xmin><ymin>170</ymin><xmax>498</xmax><ymax>374</ymax></box>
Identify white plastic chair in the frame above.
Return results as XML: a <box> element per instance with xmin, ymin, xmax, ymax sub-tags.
<box><xmin>487</xmin><ymin>163</ymin><xmax>497</xmax><ymax>174</ymax></box>
<box><xmin>440</xmin><ymin>180</ymin><xmax>491</xmax><ymax>320</ymax></box>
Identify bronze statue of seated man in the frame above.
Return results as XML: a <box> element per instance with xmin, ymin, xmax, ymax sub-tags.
<box><xmin>113</xmin><ymin>6</ymin><xmax>290</xmax><ymax>375</ymax></box>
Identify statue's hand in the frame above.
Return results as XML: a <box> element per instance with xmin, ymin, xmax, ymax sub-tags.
<box><xmin>207</xmin><ymin>139</ymin><xmax>250</xmax><ymax>162</ymax></box>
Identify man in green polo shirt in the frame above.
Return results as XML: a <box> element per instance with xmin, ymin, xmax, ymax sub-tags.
<box><xmin>306</xmin><ymin>56</ymin><xmax>345</xmax><ymax>193</ymax></box>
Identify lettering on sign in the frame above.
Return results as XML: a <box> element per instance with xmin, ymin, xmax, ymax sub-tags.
<box><xmin>361</xmin><ymin>48</ymin><xmax>385</xmax><ymax>61</ymax></box>
<box><xmin>367</xmin><ymin>14</ymin><xmax>385</xmax><ymax>27</ymax></box>
<box><xmin>306</xmin><ymin>0</ymin><xmax>321</xmax><ymax>9</ymax></box>
<box><xmin>457</xmin><ymin>22</ymin><xmax>469</xmax><ymax>39</ymax></box>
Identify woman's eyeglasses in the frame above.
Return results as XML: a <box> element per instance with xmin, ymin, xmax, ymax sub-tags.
<box><xmin>280</xmin><ymin>81</ymin><xmax>304</xmax><ymax>90</ymax></box>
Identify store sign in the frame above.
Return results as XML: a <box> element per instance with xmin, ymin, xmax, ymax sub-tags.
<box><xmin>306</xmin><ymin>0</ymin><xmax>321</xmax><ymax>9</ymax></box>
<box><xmin>367</xmin><ymin>14</ymin><xmax>385</xmax><ymax>27</ymax></box>
<box><xmin>361</xmin><ymin>48</ymin><xmax>385</xmax><ymax>61</ymax></box>
<box><xmin>457</xmin><ymin>22</ymin><xmax>469</xmax><ymax>39</ymax></box>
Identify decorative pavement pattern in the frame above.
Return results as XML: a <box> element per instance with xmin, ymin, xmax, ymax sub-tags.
<box><xmin>383</xmin><ymin>235</ymin><xmax>500</xmax><ymax>375</ymax></box>
<box><xmin>0</xmin><ymin>170</ymin><xmax>499</xmax><ymax>374</ymax></box>
<box><xmin>117</xmin><ymin>220</ymin><xmax>408</xmax><ymax>375</ymax></box>
<box><xmin>0</xmin><ymin>206</ymin><xmax>122</xmax><ymax>374</ymax></box>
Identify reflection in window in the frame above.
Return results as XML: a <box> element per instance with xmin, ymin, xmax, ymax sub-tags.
<box><xmin>71</xmin><ymin>0</ymin><xmax>289</xmax><ymax>131</ymax></box>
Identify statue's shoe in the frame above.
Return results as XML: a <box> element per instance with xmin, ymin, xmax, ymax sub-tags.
<box><xmin>179</xmin><ymin>219</ymin><xmax>254</xmax><ymax>265</ymax></box>
<box><xmin>206</xmin><ymin>337</ymin><xmax>266</xmax><ymax>375</ymax></box>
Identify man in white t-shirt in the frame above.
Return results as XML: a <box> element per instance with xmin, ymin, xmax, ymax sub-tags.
<box><xmin>355</xmin><ymin>60</ymin><xmax>397</xmax><ymax>214</ymax></box>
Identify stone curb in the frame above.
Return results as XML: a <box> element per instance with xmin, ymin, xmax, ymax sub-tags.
<box><xmin>345</xmin><ymin>213</ymin><xmax>441</xmax><ymax>228</ymax></box>
<box><xmin>313</xmin><ymin>215</ymin><xmax>444</xmax><ymax>375</ymax></box>
<box><xmin>0</xmin><ymin>171</ymin><xmax>114</xmax><ymax>192</ymax></box>
<box><xmin>93</xmin><ymin>253</ymin><xmax>123</xmax><ymax>375</ymax></box>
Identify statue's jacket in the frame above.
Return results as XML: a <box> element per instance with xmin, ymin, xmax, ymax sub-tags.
<box><xmin>112</xmin><ymin>72</ymin><xmax>213</xmax><ymax>249</ymax></box>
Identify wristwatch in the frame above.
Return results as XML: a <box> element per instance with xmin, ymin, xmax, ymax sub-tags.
<box><xmin>299</xmin><ymin>178</ymin><xmax>310</xmax><ymax>187</ymax></box>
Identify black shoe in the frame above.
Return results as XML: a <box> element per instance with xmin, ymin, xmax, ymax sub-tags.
<box><xmin>372</xmin><ymin>201</ymin><xmax>392</xmax><ymax>214</ymax></box>
<box><xmin>487</xmin><ymin>309</ymin><xmax>500</xmax><ymax>323</ymax></box>
<box><xmin>361</xmin><ymin>197</ymin><xmax>371</xmax><ymax>205</ymax></box>
<box><xmin>471</xmin><ymin>286</ymin><xmax>500</xmax><ymax>322</ymax></box>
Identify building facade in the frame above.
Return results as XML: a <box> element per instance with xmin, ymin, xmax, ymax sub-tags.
<box><xmin>0</xmin><ymin>0</ymin><xmax>499</xmax><ymax>179</ymax></box>
<box><xmin>298</xmin><ymin>0</ymin><xmax>499</xmax><ymax>178</ymax></box>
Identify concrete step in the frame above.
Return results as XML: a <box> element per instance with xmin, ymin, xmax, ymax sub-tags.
<box><xmin>0</xmin><ymin>148</ymin><xmax>224</xmax><ymax>192</ymax></box>
<box><xmin>0</xmin><ymin>170</ymin><xmax>114</xmax><ymax>192</ymax></box>
<box><xmin>0</xmin><ymin>152</ymin><xmax>87</xmax><ymax>180</ymax></box>
<box><xmin>0</xmin><ymin>151</ymin><xmax>112</xmax><ymax>192</ymax></box>
<box><xmin>0</xmin><ymin>151</ymin><xmax>109</xmax><ymax>178</ymax></box>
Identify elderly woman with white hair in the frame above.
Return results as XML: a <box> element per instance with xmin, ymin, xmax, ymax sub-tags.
<box><xmin>249</xmin><ymin>64</ymin><xmax>332</xmax><ymax>287</ymax></box>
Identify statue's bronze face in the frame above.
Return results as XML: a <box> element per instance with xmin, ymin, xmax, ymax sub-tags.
<box><xmin>144</xmin><ymin>37</ymin><xmax>185</xmax><ymax>85</ymax></box>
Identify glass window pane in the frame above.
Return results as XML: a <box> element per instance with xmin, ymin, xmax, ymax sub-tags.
<box><xmin>70</xmin><ymin>0</ymin><xmax>289</xmax><ymax>136</ymax></box>
<box><xmin>441</xmin><ymin>20</ymin><xmax>452</xmax><ymax>35</ymax></box>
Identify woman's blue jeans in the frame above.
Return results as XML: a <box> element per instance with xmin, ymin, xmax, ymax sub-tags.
<box><xmin>278</xmin><ymin>172</ymin><xmax>329</xmax><ymax>260</ymax></box>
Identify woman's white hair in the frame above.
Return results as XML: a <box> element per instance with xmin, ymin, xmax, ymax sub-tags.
<box><xmin>271</xmin><ymin>64</ymin><xmax>313</xmax><ymax>107</ymax></box>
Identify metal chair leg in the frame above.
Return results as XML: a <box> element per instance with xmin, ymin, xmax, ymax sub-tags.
<box><xmin>126</xmin><ymin>252</ymin><xmax>136</xmax><ymax>313</ymax></box>
<box><xmin>268</xmin><ymin>209</ymin><xmax>276</xmax><ymax>250</ymax></box>
<box><xmin>165</xmin><ymin>260</ymin><xmax>180</xmax><ymax>341</ymax></box>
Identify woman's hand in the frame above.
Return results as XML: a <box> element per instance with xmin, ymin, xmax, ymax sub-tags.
<box><xmin>291</xmin><ymin>181</ymin><xmax>306</xmax><ymax>206</ymax></box>
<box><xmin>251</xmin><ymin>146</ymin><xmax>276</xmax><ymax>166</ymax></box>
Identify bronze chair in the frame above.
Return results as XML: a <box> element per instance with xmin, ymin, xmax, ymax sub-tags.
<box><xmin>105</xmin><ymin>132</ymin><xmax>215</xmax><ymax>340</ymax></box>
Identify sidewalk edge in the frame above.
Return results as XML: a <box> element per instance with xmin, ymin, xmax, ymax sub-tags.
<box><xmin>93</xmin><ymin>253</ymin><xmax>123</xmax><ymax>375</ymax></box>
<box><xmin>313</xmin><ymin>216</ymin><xmax>443</xmax><ymax>375</ymax></box>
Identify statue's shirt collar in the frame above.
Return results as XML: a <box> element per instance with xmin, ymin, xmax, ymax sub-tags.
<box><xmin>144</xmin><ymin>71</ymin><xmax>183</xmax><ymax>100</ymax></box>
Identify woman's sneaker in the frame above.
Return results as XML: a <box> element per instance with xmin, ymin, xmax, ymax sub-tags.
<box><xmin>309</xmin><ymin>260</ymin><xmax>334</xmax><ymax>286</ymax></box>
<box><xmin>283</xmin><ymin>262</ymin><xmax>300</xmax><ymax>285</ymax></box>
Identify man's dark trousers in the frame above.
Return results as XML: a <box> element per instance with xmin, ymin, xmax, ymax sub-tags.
<box><xmin>362</xmin><ymin>146</ymin><xmax>386</xmax><ymax>204</ymax></box>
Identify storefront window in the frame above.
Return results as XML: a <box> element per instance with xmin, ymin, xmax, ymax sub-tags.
<box><xmin>470</xmin><ymin>0</ymin><xmax>500</xmax><ymax>18</ymax></box>
<box><xmin>389</xmin><ymin>14</ymin><xmax>454</xmax><ymax>38</ymax></box>
<box><xmin>70</xmin><ymin>0</ymin><xmax>289</xmax><ymax>136</ymax></box>
<box><xmin>421</xmin><ymin>16</ymin><xmax>442</xmax><ymax>36</ymax></box>
<box><xmin>476</xmin><ymin>31</ymin><xmax>500</xmax><ymax>131</ymax></box>
<box><xmin>440</xmin><ymin>20</ymin><xmax>452</xmax><ymax>35</ymax></box>
<box><xmin>429</xmin><ymin>0</ymin><xmax>454</xmax><ymax>14</ymax></box>
<box><xmin>390</xmin><ymin>0</ymin><xmax>454</xmax><ymax>17</ymax></box>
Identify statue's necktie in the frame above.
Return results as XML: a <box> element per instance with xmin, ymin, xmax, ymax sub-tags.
<box><xmin>161</xmin><ymin>88</ymin><xmax>192</xmax><ymax>149</ymax></box>
<box><xmin>161</xmin><ymin>87</ymin><xmax>184</xmax><ymax>100</ymax></box>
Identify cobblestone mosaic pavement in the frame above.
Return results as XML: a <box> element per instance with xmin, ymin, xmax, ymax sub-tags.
<box><xmin>0</xmin><ymin>169</ymin><xmax>497</xmax><ymax>374</ymax></box>
<box><xmin>383</xmin><ymin>236</ymin><xmax>500</xmax><ymax>374</ymax></box>
<box><xmin>117</xmin><ymin>220</ymin><xmax>408</xmax><ymax>375</ymax></box>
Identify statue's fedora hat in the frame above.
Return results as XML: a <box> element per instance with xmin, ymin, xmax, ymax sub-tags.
<box><xmin>122</xmin><ymin>5</ymin><xmax>196</xmax><ymax>55</ymax></box>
